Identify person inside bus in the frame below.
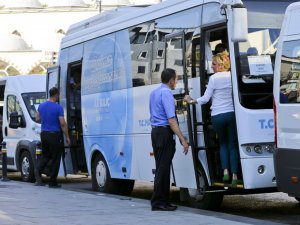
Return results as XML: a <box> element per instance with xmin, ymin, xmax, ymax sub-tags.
<box><xmin>214</xmin><ymin>43</ymin><xmax>227</xmax><ymax>55</ymax></box>
<box><xmin>183</xmin><ymin>50</ymin><xmax>239</xmax><ymax>186</ymax></box>
<box><xmin>70</xmin><ymin>70</ymin><xmax>82</xmax><ymax>134</ymax></box>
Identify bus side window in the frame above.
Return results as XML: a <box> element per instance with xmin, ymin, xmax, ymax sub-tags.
<box><xmin>129</xmin><ymin>22</ymin><xmax>154</xmax><ymax>87</ymax></box>
<box><xmin>205</xmin><ymin>35</ymin><xmax>214</xmax><ymax>75</ymax></box>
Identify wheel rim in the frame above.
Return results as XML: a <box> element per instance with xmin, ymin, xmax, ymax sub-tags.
<box><xmin>187</xmin><ymin>170</ymin><xmax>206</xmax><ymax>202</ymax></box>
<box><xmin>95</xmin><ymin>160</ymin><xmax>107</xmax><ymax>187</ymax></box>
<box><xmin>21</xmin><ymin>157</ymin><xmax>30</xmax><ymax>178</ymax></box>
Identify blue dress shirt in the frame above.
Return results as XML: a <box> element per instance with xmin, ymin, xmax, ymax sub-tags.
<box><xmin>149</xmin><ymin>84</ymin><xmax>176</xmax><ymax>126</ymax></box>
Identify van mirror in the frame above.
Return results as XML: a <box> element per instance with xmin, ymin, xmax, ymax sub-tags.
<box><xmin>231</xmin><ymin>7</ymin><xmax>248</xmax><ymax>42</ymax></box>
<box><xmin>9</xmin><ymin>112</ymin><xmax>23</xmax><ymax>129</ymax></box>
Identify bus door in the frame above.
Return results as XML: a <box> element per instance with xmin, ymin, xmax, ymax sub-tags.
<box><xmin>200</xmin><ymin>26</ymin><xmax>243</xmax><ymax>188</ymax></box>
<box><xmin>65</xmin><ymin>62</ymin><xmax>87</xmax><ymax>174</ymax></box>
<box><xmin>46</xmin><ymin>66</ymin><xmax>60</xmax><ymax>97</ymax></box>
<box><xmin>164</xmin><ymin>31</ymin><xmax>197</xmax><ymax>189</ymax></box>
<box><xmin>46</xmin><ymin>66</ymin><xmax>66</xmax><ymax>175</ymax></box>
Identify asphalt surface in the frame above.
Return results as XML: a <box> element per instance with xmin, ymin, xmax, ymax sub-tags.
<box><xmin>0</xmin><ymin>177</ymin><xmax>286</xmax><ymax>225</ymax></box>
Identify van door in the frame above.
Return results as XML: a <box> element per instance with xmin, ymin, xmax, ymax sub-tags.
<box><xmin>5</xmin><ymin>94</ymin><xmax>27</xmax><ymax>169</ymax></box>
<box><xmin>275</xmin><ymin>38</ymin><xmax>300</xmax><ymax>195</ymax></box>
<box><xmin>164</xmin><ymin>31</ymin><xmax>197</xmax><ymax>188</ymax></box>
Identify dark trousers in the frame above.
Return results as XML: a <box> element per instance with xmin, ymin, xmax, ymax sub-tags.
<box><xmin>151</xmin><ymin>127</ymin><xmax>175</xmax><ymax>207</ymax></box>
<box><xmin>36</xmin><ymin>131</ymin><xmax>63</xmax><ymax>184</ymax></box>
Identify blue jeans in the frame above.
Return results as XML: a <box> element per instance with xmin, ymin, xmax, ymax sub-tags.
<box><xmin>211</xmin><ymin>112</ymin><xmax>239</xmax><ymax>173</ymax></box>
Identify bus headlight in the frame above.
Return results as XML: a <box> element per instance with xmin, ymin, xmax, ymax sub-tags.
<box><xmin>263</xmin><ymin>144</ymin><xmax>274</xmax><ymax>154</ymax></box>
<box><xmin>245</xmin><ymin>146</ymin><xmax>251</xmax><ymax>153</ymax></box>
<box><xmin>254</xmin><ymin>145</ymin><xmax>263</xmax><ymax>154</ymax></box>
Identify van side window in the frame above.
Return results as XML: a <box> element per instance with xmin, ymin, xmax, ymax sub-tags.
<box><xmin>279</xmin><ymin>40</ymin><xmax>300</xmax><ymax>104</ymax></box>
<box><xmin>7</xmin><ymin>95</ymin><xmax>23</xmax><ymax>120</ymax></box>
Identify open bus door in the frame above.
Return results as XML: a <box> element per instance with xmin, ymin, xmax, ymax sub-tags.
<box><xmin>165</xmin><ymin>30</ymin><xmax>225</xmax><ymax>210</ymax></box>
<box><xmin>164</xmin><ymin>31</ymin><xmax>197</xmax><ymax>189</ymax></box>
<box><xmin>46</xmin><ymin>66</ymin><xmax>67</xmax><ymax>177</ymax></box>
<box><xmin>46</xmin><ymin>66</ymin><xmax>60</xmax><ymax>97</ymax></box>
<box><xmin>65</xmin><ymin>62</ymin><xmax>87</xmax><ymax>175</ymax></box>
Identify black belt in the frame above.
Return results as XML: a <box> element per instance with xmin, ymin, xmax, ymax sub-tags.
<box><xmin>42</xmin><ymin>131</ymin><xmax>60</xmax><ymax>134</ymax></box>
<box><xmin>151</xmin><ymin>125</ymin><xmax>170</xmax><ymax>129</ymax></box>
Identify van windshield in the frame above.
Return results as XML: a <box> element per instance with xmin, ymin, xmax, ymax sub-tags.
<box><xmin>22</xmin><ymin>92</ymin><xmax>46</xmax><ymax>122</ymax></box>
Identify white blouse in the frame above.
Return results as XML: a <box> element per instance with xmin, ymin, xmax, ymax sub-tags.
<box><xmin>196</xmin><ymin>71</ymin><xmax>234</xmax><ymax>116</ymax></box>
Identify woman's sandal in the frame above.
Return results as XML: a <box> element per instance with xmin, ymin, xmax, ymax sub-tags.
<box><xmin>222</xmin><ymin>174</ymin><xmax>230</xmax><ymax>182</ymax></box>
<box><xmin>231</xmin><ymin>179</ymin><xmax>238</xmax><ymax>187</ymax></box>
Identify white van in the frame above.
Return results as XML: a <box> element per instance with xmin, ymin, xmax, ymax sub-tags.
<box><xmin>0</xmin><ymin>74</ymin><xmax>46</xmax><ymax>182</ymax></box>
<box><xmin>273</xmin><ymin>2</ymin><xmax>300</xmax><ymax>200</ymax></box>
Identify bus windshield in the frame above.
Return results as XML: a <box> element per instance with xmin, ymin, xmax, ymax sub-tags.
<box><xmin>22</xmin><ymin>92</ymin><xmax>46</xmax><ymax>122</ymax></box>
<box><xmin>237</xmin><ymin>27</ymin><xmax>279</xmax><ymax>79</ymax></box>
<box><xmin>235</xmin><ymin>1</ymin><xmax>293</xmax><ymax>109</ymax></box>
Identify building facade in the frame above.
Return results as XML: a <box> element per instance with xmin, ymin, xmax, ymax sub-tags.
<box><xmin>0</xmin><ymin>0</ymin><xmax>160</xmax><ymax>75</ymax></box>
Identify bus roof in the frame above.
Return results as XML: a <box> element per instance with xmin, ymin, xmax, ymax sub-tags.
<box><xmin>66</xmin><ymin>5</ymin><xmax>148</xmax><ymax>36</ymax></box>
<box><xmin>60</xmin><ymin>0</ymin><xmax>295</xmax><ymax>49</ymax></box>
<box><xmin>61</xmin><ymin>0</ymin><xmax>218</xmax><ymax>49</ymax></box>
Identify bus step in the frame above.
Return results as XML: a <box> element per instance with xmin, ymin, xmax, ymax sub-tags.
<box><xmin>76</xmin><ymin>172</ymin><xmax>89</xmax><ymax>176</ymax></box>
<box><xmin>195</xmin><ymin>146</ymin><xmax>219</xmax><ymax>151</ymax></box>
<box><xmin>195</xmin><ymin>122</ymin><xmax>212</xmax><ymax>126</ymax></box>
<box><xmin>204</xmin><ymin>189</ymin><xmax>227</xmax><ymax>193</ymax></box>
<box><xmin>195</xmin><ymin>146</ymin><xmax>208</xmax><ymax>150</ymax></box>
<box><xmin>196</xmin><ymin>122</ymin><xmax>205</xmax><ymax>126</ymax></box>
<box><xmin>213</xmin><ymin>182</ymin><xmax>244</xmax><ymax>189</ymax></box>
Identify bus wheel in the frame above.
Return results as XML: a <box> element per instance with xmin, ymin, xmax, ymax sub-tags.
<box><xmin>20</xmin><ymin>151</ymin><xmax>35</xmax><ymax>182</ymax></box>
<box><xmin>92</xmin><ymin>154</ymin><xmax>119</xmax><ymax>194</ymax></box>
<box><xmin>118</xmin><ymin>179</ymin><xmax>135</xmax><ymax>196</ymax></box>
<box><xmin>182</xmin><ymin>167</ymin><xmax>224</xmax><ymax>210</ymax></box>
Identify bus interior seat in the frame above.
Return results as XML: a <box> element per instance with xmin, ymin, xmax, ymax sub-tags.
<box><xmin>247</xmin><ymin>47</ymin><xmax>258</xmax><ymax>56</ymax></box>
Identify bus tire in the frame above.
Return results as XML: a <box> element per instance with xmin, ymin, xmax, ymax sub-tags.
<box><xmin>182</xmin><ymin>167</ymin><xmax>224</xmax><ymax>210</ymax></box>
<box><xmin>118</xmin><ymin>179</ymin><xmax>135</xmax><ymax>196</ymax></box>
<box><xmin>20</xmin><ymin>151</ymin><xmax>35</xmax><ymax>183</ymax></box>
<box><xmin>92</xmin><ymin>154</ymin><xmax>119</xmax><ymax>194</ymax></box>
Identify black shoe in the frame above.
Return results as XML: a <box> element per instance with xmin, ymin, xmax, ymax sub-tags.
<box><xmin>48</xmin><ymin>183</ymin><xmax>62</xmax><ymax>188</ymax></box>
<box><xmin>34</xmin><ymin>170</ymin><xmax>43</xmax><ymax>183</ymax></box>
<box><xmin>152</xmin><ymin>205</ymin><xmax>176</xmax><ymax>211</ymax></box>
<box><xmin>166</xmin><ymin>203</ymin><xmax>178</xmax><ymax>210</ymax></box>
<box><xmin>34</xmin><ymin>182</ymin><xmax>45</xmax><ymax>186</ymax></box>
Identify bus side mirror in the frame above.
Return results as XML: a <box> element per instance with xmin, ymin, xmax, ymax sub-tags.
<box><xmin>231</xmin><ymin>7</ymin><xmax>248</xmax><ymax>42</ymax></box>
<box><xmin>9</xmin><ymin>112</ymin><xmax>23</xmax><ymax>129</ymax></box>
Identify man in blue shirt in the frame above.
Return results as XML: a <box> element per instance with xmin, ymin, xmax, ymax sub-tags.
<box><xmin>149</xmin><ymin>68</ymin><xmax>189</xmax><ymax>211</ymax></box>
<box><xmin>34</xmin><ymin>87</ymin><xmax>70</xmax><ymax>188</ymax></box>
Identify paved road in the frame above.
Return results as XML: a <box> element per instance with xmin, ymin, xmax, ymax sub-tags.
<box><xmin>0</xmin><ymin>179</ymin><xmax>284</xmax><ymax>225</ymax></box>
<box><xmin>4</xmin><ymin>173</ymin><xmax>300</xmax><ymax>225</ymax></box>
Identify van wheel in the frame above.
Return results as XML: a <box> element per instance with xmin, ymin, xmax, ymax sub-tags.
<box><xmin>118</xmin><ymin>179</ymin><xmax>135</xmax><ymax>196</ymax></box>
<box><xmin>20</xmin><ymin>151</ymin><xmax>35</xmax><ymax>183</ymax></box>
<box><xmin>182</xmin><ymin>167</ymin><xmax>224</xmax><ymax>210</ymax></box>
<box><xmin>92</xmin><ymin>154</ymin><xmax>119</xmax><ymax>194</ymax></box>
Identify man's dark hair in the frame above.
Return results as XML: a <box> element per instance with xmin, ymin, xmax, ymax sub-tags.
<box><xmin>49</xmin><ymin>87</ymin><xmax>59</xmax><ymax>97</ymax></box>
<box><xmin>215</xmin><ymin>43</ymin><xmax>227</xmax><ymax>54</ymax></box>
<box><xmin>161</xmin><ymin>68</ymin><xmax>176</xmax><ymax>84</ymax></box>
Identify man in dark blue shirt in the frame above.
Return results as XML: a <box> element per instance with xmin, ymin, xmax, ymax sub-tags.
<box><xmin>149</xmin><ymin>68</ymin><xmax>189</xmax><ymax>211</ymax></box>
<box><xmin>34</xmin><ymin>87</ymin><xmax>70</xmax><ymax>188</ymax></box>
